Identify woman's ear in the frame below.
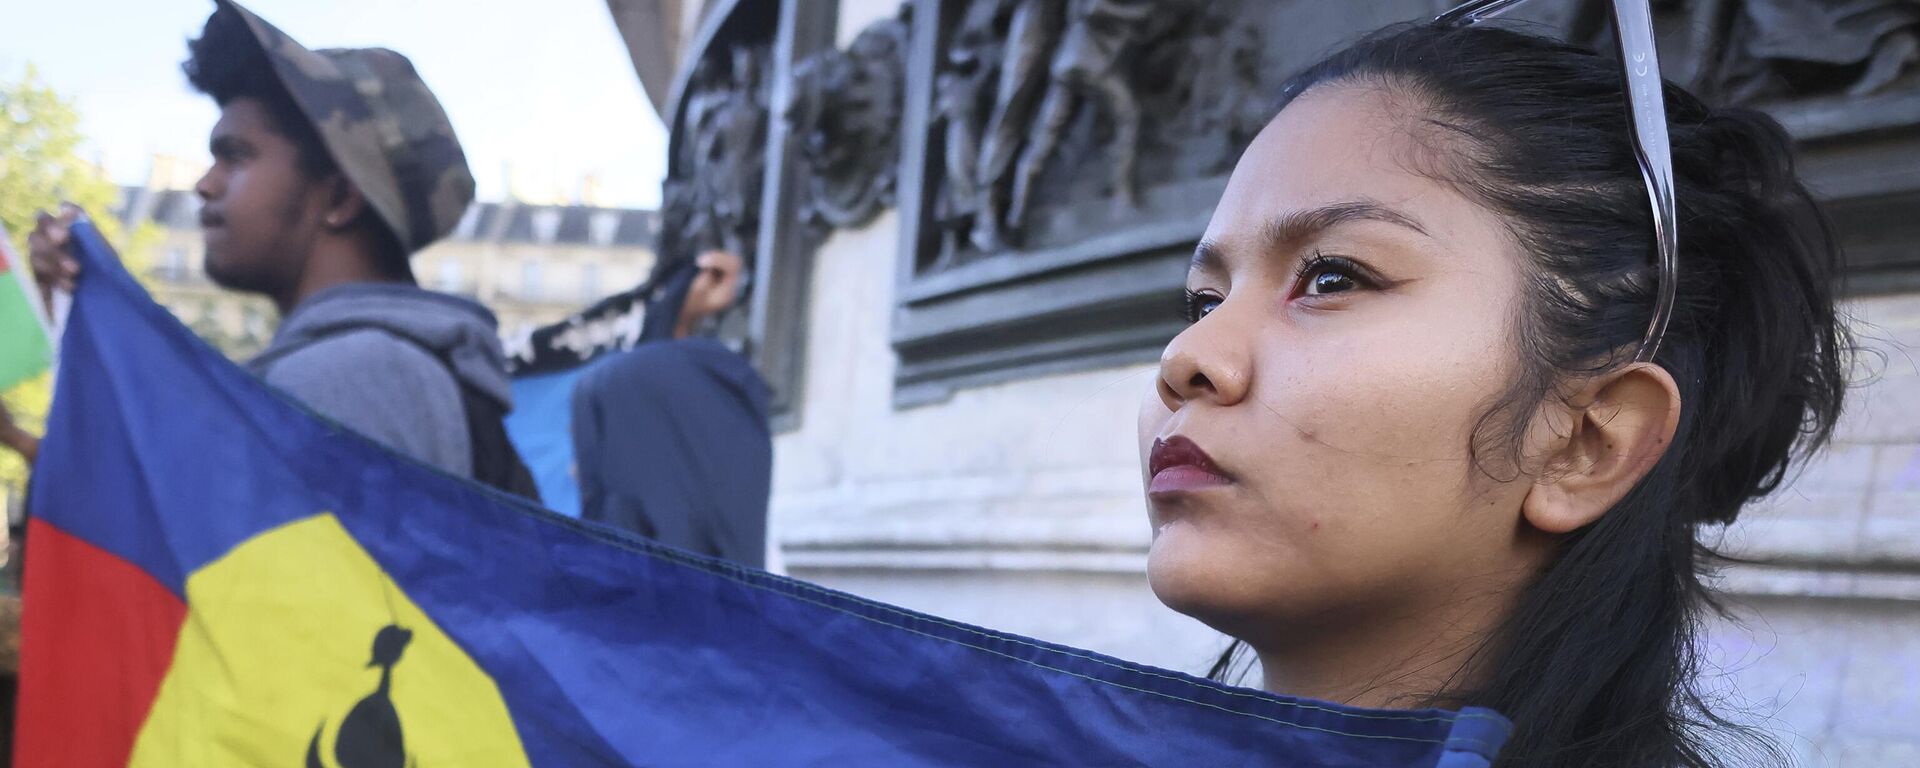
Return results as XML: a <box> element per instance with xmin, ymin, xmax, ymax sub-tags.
<box><xmin>1521</xmin><ymin>363</ymin><xmax>1681</xmax><ymax>534</ymax></box>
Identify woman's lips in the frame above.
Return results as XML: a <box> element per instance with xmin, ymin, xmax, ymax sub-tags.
<box><xmin>1148</xmin><ymin>435</ymin><xmax>1231</xmax><ymax>495</ymax></box>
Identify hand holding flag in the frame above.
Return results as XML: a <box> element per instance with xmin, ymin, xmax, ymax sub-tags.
<box><xmin>24</xmin><ymin>205</ymin><xmax>82</xmax><ymax>300</ymax></box>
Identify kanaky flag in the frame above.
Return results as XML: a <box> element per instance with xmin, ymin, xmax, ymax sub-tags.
<box><xmin>0</xmin><ymin>224</ymin><xmax>53</xmax><ymax>391</ymax></box>
<box><xmin>18</xmin><ymin>221</ymin><xmax>1512</xmax><ymax>766</ymax></box>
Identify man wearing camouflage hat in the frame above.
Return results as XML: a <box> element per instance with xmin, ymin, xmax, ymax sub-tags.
<box><xmin>29</xmin><ymin>0</ymin><xmax>533</xmax><ymax>495</ymax></box>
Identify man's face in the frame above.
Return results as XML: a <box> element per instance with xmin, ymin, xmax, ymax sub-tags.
<box><xmin>194</xmin><ymin>97</ymin><xmax>325</xmax><ymax>297</ymax></box>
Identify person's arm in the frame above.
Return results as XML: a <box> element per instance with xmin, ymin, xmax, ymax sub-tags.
<box><xmin>0</xmin><ymin>401</ymin><xmax>37</xmax><ymax>465</ymax></box>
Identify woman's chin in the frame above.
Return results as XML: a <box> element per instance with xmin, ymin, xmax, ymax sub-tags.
<box><xmin>1147</xmin><ymin>530</ymin><xmax>1263</xmax><ymax>627</ymax></box>
<box><xmin>1148</xmin><ymin>526</ymin><xmax>1328</xmax><ymax>640</ymax></box>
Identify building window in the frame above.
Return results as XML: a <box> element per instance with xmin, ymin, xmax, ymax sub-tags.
<box><xmin>521</xmin><ymin>260</ymin><xmax>543</xmax><ymax>300</ymax></box>
<box><xmin>589</xmin><ymin>211</ymin><xmax>620</xmax><ymax>247</ymax></box>
<box><xmin>580</xmin><ymin>263</ymin><xmax>602</xmax><ymax>301</ymax></box>
<box><xmin>531</xmin><ymin>209</ymin><xmax>562</xmax><ymax>244</ymax></box>
<box><xmin>437</xmin><ymin>259</ymin><xmax>466</xmax><ymax>293</ymax></box>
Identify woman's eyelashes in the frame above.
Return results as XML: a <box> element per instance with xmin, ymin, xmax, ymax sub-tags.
<box><xmin>1292</xmin><ymin>253</ymin><xmax>1380</xmax><ymax>298</ymax></box>
<box><xmin>1179</xmin><ymin>253</ymin><xmax>1388</xmax><ymax>324</ymax></box>
<box><xmin>1181</xmin><ymin>288</ymin><xmax>1224</xmax><ymax>323</ymax></box>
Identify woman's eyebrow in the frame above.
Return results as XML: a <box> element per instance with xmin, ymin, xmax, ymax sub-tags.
<box><xmin>1259</xmin><ymin>200</ymin><xmax>1431</xmax><ymax>249</ymax></box>
<box><xmin>1191</xmin><ymin>200</ymin><xmax>1430</xmax><ymax>275</ymax></box>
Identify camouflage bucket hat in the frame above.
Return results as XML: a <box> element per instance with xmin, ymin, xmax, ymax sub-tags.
<box><xmin>215</xmin><ymin>0</ymin><xmax>475</xmax><ymax>254</ymax></box>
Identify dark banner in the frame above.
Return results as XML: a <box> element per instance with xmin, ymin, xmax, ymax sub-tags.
<box><xmin>502</xmin><ymin>263</ymin><xmax>693</xmax><ymax>377</ymax></box>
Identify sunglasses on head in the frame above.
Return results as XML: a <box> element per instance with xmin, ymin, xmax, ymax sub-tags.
<box><xmin>1435</xmin><ymin>0</ymin><xmax>1677</xmax><ymax>364</ymax></box>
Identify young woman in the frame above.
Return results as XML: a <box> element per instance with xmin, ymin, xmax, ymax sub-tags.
<box><xmin>1137</xmin><ymin>21</ymin><xmax>1848</xmax><ymax>768</ymax></box>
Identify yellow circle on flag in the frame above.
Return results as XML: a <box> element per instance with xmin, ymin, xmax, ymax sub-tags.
<box><xmin>129</xmin><ymin>513</ymin><xmax>531</xmax><ymax>766</ymax></box>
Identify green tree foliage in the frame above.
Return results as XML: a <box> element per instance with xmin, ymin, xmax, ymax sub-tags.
<box><xmin>0</xmin><ymin>66</ymin><xmax>160</xmax><ymax>497</ymax></box>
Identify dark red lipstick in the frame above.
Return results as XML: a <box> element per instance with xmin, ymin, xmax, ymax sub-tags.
<box><xmin>1148</xmin><ymin>436</ymin><xmax>1232</xmax><ymax>495</ymax></box>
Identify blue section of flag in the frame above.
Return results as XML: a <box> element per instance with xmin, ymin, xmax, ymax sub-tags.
<box><xmin>505</xmin><ymin>365</ymin><xmax>602</xmax><ymax>518</ymax></box>
<box><xmin>35</xmin><ymin>220</ymin><xmax>1512</xmax><ymax>766</ymax></box>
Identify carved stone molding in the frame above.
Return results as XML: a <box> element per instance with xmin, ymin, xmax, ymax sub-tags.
<box><xmin>1550</xmin><ymin>0</ymin><xmax>1920</xmax><ymax>289</ymax></box>
<box><xmin>654</xmin><ymin>0</ymin><xmax>833</xmax><ymax>427</ymax></box>
<box><xmin>1559</xmin><ymin>0</ymin><xmax>1920</xmax><ymax>105</ymax></box>
<box><xmin>786</xmin><ymin>11</ymin><xmax>913</xmax><ymax>240</ymax></box>
<box><xmin>888</xmin><ymin>0</ymin><xmax>1431</xmax><ymax>405</ymax></box>
<box><xmin>664</xmin><ymin>41</ymin><xmax>772</xmax><ymax>272</ymax></box>
<box><xmin>918</xmin><ymin>0</ymin><xmax>1246</xmax><ymax>274</ymax></box>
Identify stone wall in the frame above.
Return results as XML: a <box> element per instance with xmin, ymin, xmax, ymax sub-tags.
<box><xmin>772</xmin><ymin>209</ymin><xmax>1213</xmax><ymax>670</ymax></box>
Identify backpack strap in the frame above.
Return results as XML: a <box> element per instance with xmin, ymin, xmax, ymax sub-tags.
<box><xmin>445</xmin><ymin>379</ymin><xmax>541</xmax><ymax>501</ymax></box>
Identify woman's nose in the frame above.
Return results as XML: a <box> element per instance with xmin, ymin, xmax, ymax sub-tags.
<box><xmin>1156</xmin><ymin>309</ymin><xmax>1252</xmax><ymax>411</ymax></box>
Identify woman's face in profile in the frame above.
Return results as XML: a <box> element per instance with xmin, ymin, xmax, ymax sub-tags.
<box><xmin>1138</xmin><ymin>83</ymin><xmax>1545</xmax><ymax>647</ymax></box>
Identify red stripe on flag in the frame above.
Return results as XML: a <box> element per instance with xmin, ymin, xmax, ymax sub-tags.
<box><xmin>16</xmin><ymin>519</ymin><xmax>187</xmax><ymax>767</ymax></box>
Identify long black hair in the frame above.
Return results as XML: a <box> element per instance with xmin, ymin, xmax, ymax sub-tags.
<box><xmin>1208</xmin><ymin>22</ymin><xmax>1851</xmax><ymax>768</ymax></box>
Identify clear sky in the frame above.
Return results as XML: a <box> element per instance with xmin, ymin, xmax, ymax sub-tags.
<box><xmin>1</xmin><ymin>0</ymin><xmax>669</xmax><ymax>209</ymax></box>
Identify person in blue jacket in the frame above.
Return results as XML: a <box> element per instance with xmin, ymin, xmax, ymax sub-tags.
<box><xmin>571</xmin><ymin>249</ymin><xmax>773</xmax><ymax>569</ymax></box>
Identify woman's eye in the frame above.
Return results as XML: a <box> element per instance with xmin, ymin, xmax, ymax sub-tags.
<box><xmin>1304</xmin><ymin>270</ymin><xmax>1358</xmax><ymax>295</ymax></box>
<box><xmin>1295</xmin><ymin>255</ymin><xmax>1375</xmax><ymax>298</ymax></box>
<box><xmin>1181</xmin><ymin>290</ymin><xmax>1223</xmax><ymax>323</ymax></box>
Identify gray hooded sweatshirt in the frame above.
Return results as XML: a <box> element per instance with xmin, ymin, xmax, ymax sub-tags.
<box><xmin>246</xmin><ymin>283</ymin><xmax>512</xmax><ymax>478</ymax></box>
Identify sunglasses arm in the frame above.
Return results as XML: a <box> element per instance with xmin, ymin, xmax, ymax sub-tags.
<box><xmin>1610</xmin><ymin>0</ymin><xmax>1679</xmax><ymax>362</ymax></box>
